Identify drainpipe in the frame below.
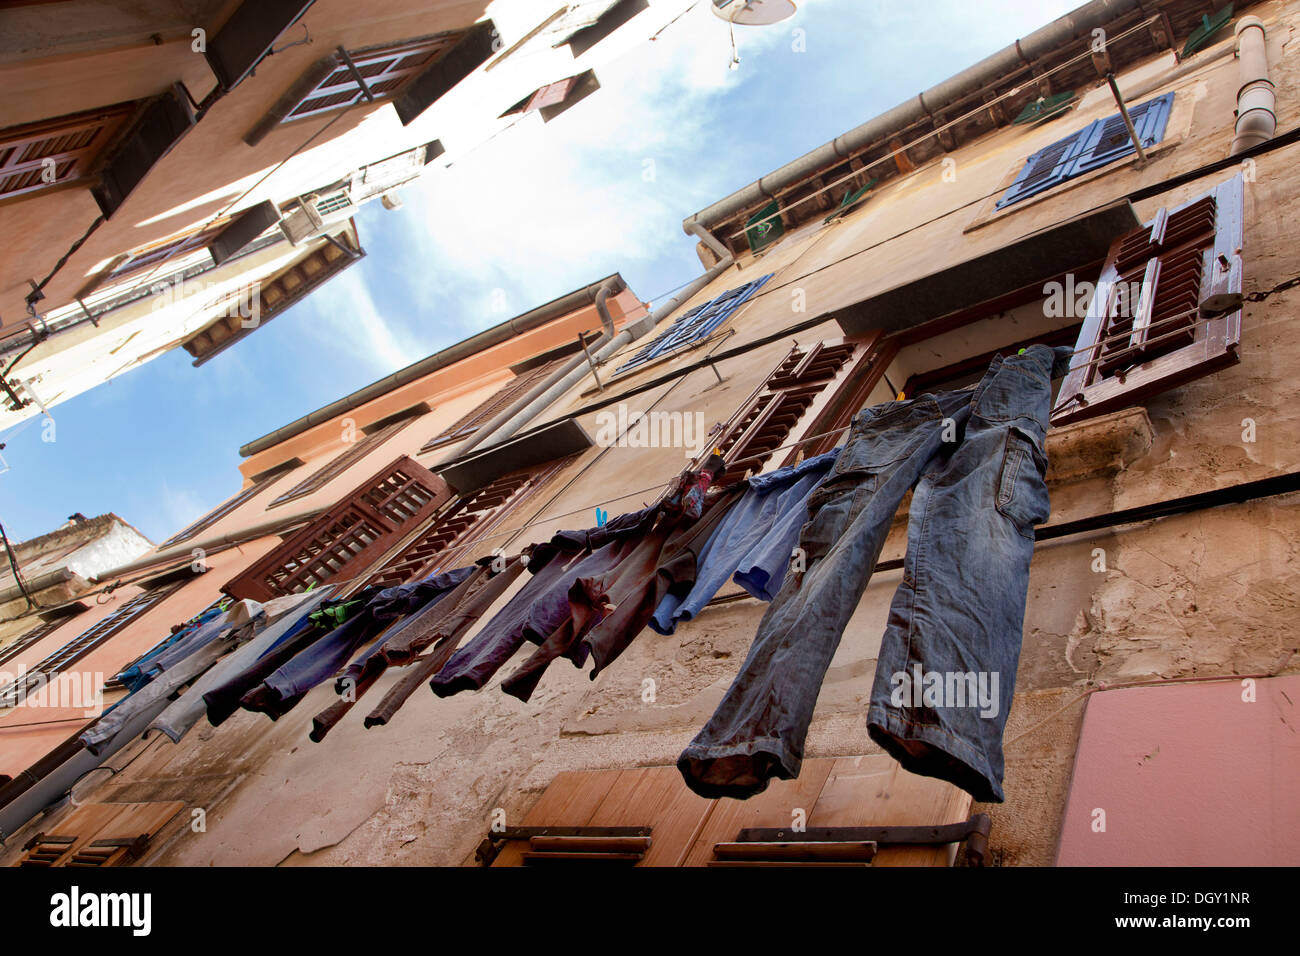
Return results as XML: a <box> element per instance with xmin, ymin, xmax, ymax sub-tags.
<box><xmin>1230</xmin><ymin>16</ymin><xmax>1275</xmax><ymax>155</ymax></box>
<box><xmin>453</xmin><ymin>278</ymin><xmax>624</xmax><ymax>458</ymax></box>
<box><xmin>465</xmin><ymin>222</ymin><xmax>737</xmax><ymax>454</ymax></box>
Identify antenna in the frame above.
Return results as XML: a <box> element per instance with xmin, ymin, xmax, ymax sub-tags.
<box><xmin>710</xmin><ymin>0</ymin><xmax>797</xmax><ymax>26</ymax></box>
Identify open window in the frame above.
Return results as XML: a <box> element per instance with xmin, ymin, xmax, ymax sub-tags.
<box><xmin>500</xmin><ymin>70</ymin><xmax>601</xmax><ymax>122</ymax></box>
<box><xmin>222</xmin><ymin>456</ymin><xmax>454</xmax><ymax>602</ymax></box>
<box><xmin>614</xmin><ymin>275</ymin><xmax>773</xmax><ymax>376</ymax></box>
<box><xmin>1051</xmin><ymin>174</ymin><xmax>1244</xmax><ymax>426</ymax></box>
<box><xmin>246</xmin><ymin>22</ymin><xmax>497</xmax><ymax>142</ymax></box>
<box><xmin>363</xmin><ymin>455</ymin><xmax>577</xmax><ymax>590</ymax></box>
<box><xmin>707</xmin><ymin>341</ymin><xmax>857</xmax><ymax>484</ymax></box>
<box><xmin>996</xmin><ymin>92</ymin><xmax>1175</xmax><ymax>209</ymax></box>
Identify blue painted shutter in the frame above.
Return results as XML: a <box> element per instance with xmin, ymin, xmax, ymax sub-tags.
<box><xmin>1070</xmin><ymin>92</ymin><xmax>1174</xmax><ymax>176</ymax></box>
<box><xmin>994</xmin><ymin>127</ymin><xmax>1089</xmax><ymax>208</ymax></box>
<box><xmin>615</xmin><ymin>274</ymin><xmax>773</xmax><ymax>373</ymax></box>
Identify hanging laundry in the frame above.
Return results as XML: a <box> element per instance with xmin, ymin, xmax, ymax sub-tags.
<box><xmin>429</xmin><ymin>505</ymin><xmax>662</xmax><ymax>697</ymax></box>
<box><xmin>114</xmin><ymin>603</ymin><xmax>228</xmax><ymax>694</ymax></box>
<box><xmin>678</xmin><ymin>344</ymin><xmax>1072</xmax><ymax>804</ymax></box>
<box><xmin>499</xmin><ymin>455</ymin><xmax>726</xmax><ymax>702</ymax></box>
<box><xmin>650</xmin><ymin>448</ymin><xmax>841</xmax><ymax>635</ymax></box>
<box><xmin>361</xmin><ymin>554</ymin><xmax>529</xmax><ymax>729</ymax></box>
<box><xmin>309</xmin><ymin>556</ymin><xmax>527</xmax><ymax>740</ymax></box>
<box><xmin>148</xmin><ymin>588</ymin><xmax>336</xmax><ymax>744</ymax></box>
<box><xmin>201</xmin><ymin>586</ymin><xmax>386</xmax><ymax>727</ymax></box>
<box><xmin>81</xmin><ymin>599</ymin><xmax>266</xmax><ymax>756</ymax></box>
<box><xmin>237</xmin><ymin>568</ymin><xmax>476</xmax><ymax>721</ymax></box>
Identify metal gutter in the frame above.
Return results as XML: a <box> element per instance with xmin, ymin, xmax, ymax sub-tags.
<box><xmin>238</xmin><ymin>273</ymin><xmax>628</xmax><ymax>458</ymax></box>
<box><xmin>683</xmin><ymin>0</ymin><xmax>1152</xmax><ymax>235</ymax></box>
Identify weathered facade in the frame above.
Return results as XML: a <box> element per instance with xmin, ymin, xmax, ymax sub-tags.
<box><xmin>1</xmin><ymin>0</ymin><xmax>1297</xmax><ymax>867</ymax></box>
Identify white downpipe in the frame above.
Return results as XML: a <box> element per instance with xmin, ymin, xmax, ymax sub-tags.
<box><xmin>1230</xmin><ymin>16</ymin><xmax>1276</xmax><ymax>155</ymax></box>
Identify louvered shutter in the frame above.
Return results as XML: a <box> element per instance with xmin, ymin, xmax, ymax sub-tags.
<box><xmin>616</xmin><ymin>275</ymin><xmax>773</xmax><ymax>374</ymax></box>
<box><xmin>995</xmin><ymin>127</ymin><xmax>1089</xmax><ymax>209</ymax></box>
<box><xmin>223</xmin><ymin>456</ymin><xmax>453</xmax><ymax>601</ymax></box>
<box><xmin>997</xmin><ymin>93</ymin><xmax>1175</xmax><ymax>210</ymax></box>
<box><xmin>420</xmin><ymin>359</ymin><xmax>566</xmax><ymax>454</ymax></box>
<box><xmin>0</xmin><ymin>104</ymin><xmax>134</xmax><ymax>200</ymax></box>
<box><xmin>0</xmin><ymin>615</ymin><xmax>75</xmax><ymax>668</ymax></box>
<box><xmin>364</xmin><ymin>456</ymin><xmax>574</xmax><ymax>589</ymax></box>
<box><xmin>710</xmin><ymin>342</ymin><xmax>856</xmax><ymax>485</ymax></box>
<box><xmin>1051</xmin><ymin>174</ymin><xmax>1244</xmax><ymax>427</ymax></box>
<box><xmin>1071</xmin><ymin>92</ymin><xmax>1174</xmax><ymax>176</ymax></box>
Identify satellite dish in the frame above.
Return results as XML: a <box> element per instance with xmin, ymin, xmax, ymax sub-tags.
<box><xmin>710</xmin><ymin>0</ymin><xmax>797</xmax><ymax>26</ymax></box>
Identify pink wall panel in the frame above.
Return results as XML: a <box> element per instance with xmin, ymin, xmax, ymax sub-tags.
<box><xmin>1056</xmin><ymin>675</ymin><xmax>1300</xmax><ymax>866</ymax></box>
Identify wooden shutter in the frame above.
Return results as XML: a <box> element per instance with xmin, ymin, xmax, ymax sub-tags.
<box><xmin>1051</xmin><ymin>174</ymin><xmax>1244</xmax><ymax>427</ymax></box>
<box><xmin>710</xmin><ymin>342</ymin><xmax>856</xmax><ymax>485</ymax></box>
<box><xmin>15</xmin><ymin>801</ymin><xmax>184</xmax><ymax>868</ymax></box>
<box><xmin>0</xmin><ymin>103</ymin><xmax>134</xmax><ymax>201</ymax></box>
<box><xmin>616</xmin><ymin>275</ymin><xmax>773</xmax><ymax>375</ymax></box>
<box><xmin>0</xmin><ymin>582</ymin><xmax>184</xmax><ymax>707</ymax></box>
<box><xmin>1071</xmin><ymin>92</ymin><xmax>1175</xmax><ymax>176</ymax></box>
<box><xmin>393</xmin><ymin>20</ymin><xmax>498</xmax><ymax>126</ymax></box>
<box><xmin>91</xmin><ymin>86</ymin><xmax>196</xmax><ymax>219</ymax></box>
<box><xmin>204</xmin><ymin>0</ymin><xmax>317</xmax><ymax>92</ymax></box>
<box><xmin>364</xmin><ymin>456</ymin><xmax>574</xmax><ymax>589</ymax></box>
<box><xmin>223</xmin><ymin>456</ymin><xmax>453</xmax><ymax>602</ymax></box>
<box><xmin>284</xmin><ymin>33</ymin><xmax>465</xmax><ymax>122</ymax></box>
<box><xmin>420</xmin><ymin>358</ymin><xmax>566</xmax><ymax>454</ymax></box>
<box><xmin>564</xmin><ymin>0</ymin><xmax>649</xmax><ymax>57</ymax></box>
<box><xmin>269</xmin><ymin>419</ymin><xmax>408</xmax><ymax>508</ymax></box>
<box><xmin>997</xmin><ymin>93</ymin><xmax>1175</xmax><ymax>209</ymax></box>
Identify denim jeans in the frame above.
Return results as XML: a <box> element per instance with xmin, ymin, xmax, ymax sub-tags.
<box><xmin>678</xmin><ymin>345</ymin><xmax>1071</xmax><ymax>803</ymax></box>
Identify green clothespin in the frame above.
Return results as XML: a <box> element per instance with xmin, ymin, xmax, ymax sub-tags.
<box><xmin>1018</xmin><ymin>348</ymin><xmax>1027</xmax><ymax>355</ymax></box>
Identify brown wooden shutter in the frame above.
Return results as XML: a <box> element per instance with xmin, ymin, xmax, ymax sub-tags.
<box><xmin>780</xmin><ymin>332</ymin><xmax>890</xmax><ymax>464</ymax></box>
<box><xmin>710</xmin><ymin>342</ymin><xmax>856</xmax><ymax>485</ymax></box>
<box><xmin>1051</xmin><ymin>174</ymin><xmax>1245</xmax><ymax>426</ymax></box>
<box><xmin>0</xmin><ymin>103</ymin><xmax>134</xmax><ymax>201</ymax></box>
<box><xmin>16</xmin><ymin>801</ymin><xmax>185</xmax><ymax>868</ymax></box>
<box><xmin>223</xmin><ymin>456</ymin><xmax>453</xmax><ymax>602</ymax></box>
<box><xmin>364</xmin><ymin>456</ymin><xmax>574</xmax><ymax>589</ymax></box>
<box><xmin>420</xmin><ymin>358</ymin><xmax>566</xmax><ymax>454</ymax></box>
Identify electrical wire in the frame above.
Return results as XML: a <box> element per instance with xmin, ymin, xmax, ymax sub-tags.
<box><xmin>0</xmin><ymin>520</ymin><xmax>34</xmax><ymax>609</ymax></box>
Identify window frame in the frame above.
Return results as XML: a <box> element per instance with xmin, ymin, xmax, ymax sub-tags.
<box><xmin>613</xmin><ymin>274</ymin><xmax>774</xmax><ymax>377</ymax></box>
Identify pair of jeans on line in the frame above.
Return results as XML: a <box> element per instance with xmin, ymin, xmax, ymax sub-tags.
<box><xmin>678</xmin><ymin>344</ymin><xmax>1073</xmax><ymax>804</ymax></box>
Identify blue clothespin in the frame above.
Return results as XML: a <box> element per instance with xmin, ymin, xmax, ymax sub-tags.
<box><xmin>595</xmin><ymin>507</ymin><xmax>608</xmax><ymax>527</ymax></box>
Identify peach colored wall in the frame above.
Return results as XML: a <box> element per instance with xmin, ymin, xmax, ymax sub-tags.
<box><xmin>0</xmin><ymin>538</ymin><xmax>273</xmax><ymax>776</ymax></box>
<box><xmin>1055</xmin><ymin>676</ymin><xmax>1300</xmax><ymax>866</ymax></box>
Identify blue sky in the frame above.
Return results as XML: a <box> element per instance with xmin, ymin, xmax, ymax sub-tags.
<box><xmin>0</xmin><ymin>0</ymin><xmax>1078</xmax><ymax>545</ymax></box>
